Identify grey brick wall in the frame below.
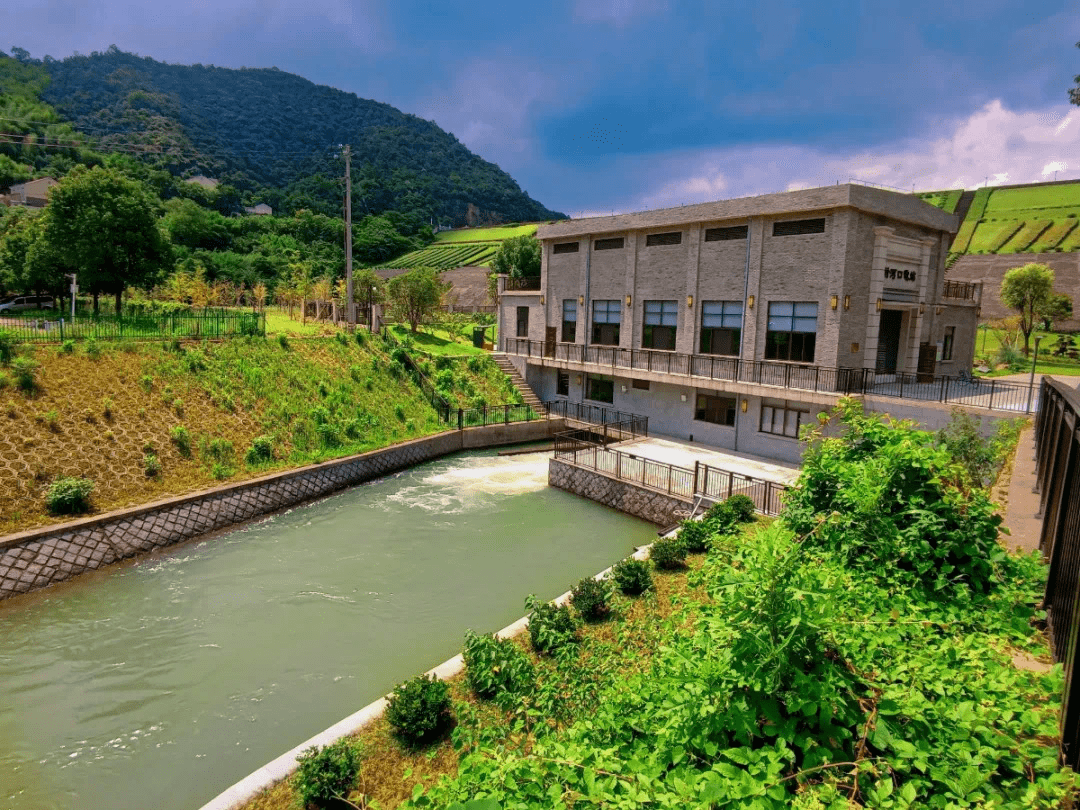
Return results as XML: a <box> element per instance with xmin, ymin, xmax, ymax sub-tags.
<box><xmin>0</xmin><ymin>422</ymin><xmax>560</xmax><ymax>602</ymax></box>
<box><xmin>548</xmin><ymin>459</ymin><xmax>691</xmax><ymax>526</ymax></box>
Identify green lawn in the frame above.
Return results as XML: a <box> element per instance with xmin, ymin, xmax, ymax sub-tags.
<box><xmin>974</xmin><ymin>325</ymin><xmax>1080</xmax><ymax>376</ymax></box>
<box><xmin>388</xmin><ymin>323</ymin><xmax>488</xmax><ymax>356</ymax></box>
<box><xmin>263</xmin><ymin>309</ymin><xmax>340</xmax><ymax>336</ymax></box>
<box><xmin>432</xmin><ymin>223</ymin><xmax>538</xmax><ymax>243</ymax></box>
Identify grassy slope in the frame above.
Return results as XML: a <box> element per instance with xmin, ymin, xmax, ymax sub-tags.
<box><xmin>0</xmin><ymin>334</ymin><xmax>517</xmax><ymax>534</ymax></box>
<box><xmin>432</xmin><ymin>224</ymin><xmax>539</xmax><ymax>243</ymax></box>
<box><xmin>375</xmin><ymin>224</ymin><xmax>540</xmax><ymax>269</ymax></box>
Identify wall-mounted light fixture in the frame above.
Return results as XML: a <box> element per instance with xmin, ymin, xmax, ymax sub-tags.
<box><xmin>976</xmin><ymin>306</ymin><xmax>982</xmax><ymax>317</ymax></box>
<box><xmin>680</xmin><ymin>394</ymin><xmax>687</xmax><ymax>402</ymax></box>
<box><xmin>843</xmin><ymin>295</ymin><xmax>850</xmax><ymax>311</ymax></box>
<box><xmin>687</xmin><ymin>295</ymin><xmax>694</xmax><ymax>308</ymax></box>
<box><xmin>918</xmin><ymin>302</ymin><xmax>924</xmax><ymax>315</ymax></box>
<box><xmin>747</xmin><ymin>295</ymin><xmax>755</xmax><ymax>310</ymax></box>
<box><xmin>935</xmin><ymin>306</ymin><xmax>943</xmax><ymax>315</ymax></box>
<box><xmin>625</xmin><ymin>294</ymin><xmax>632</xmax><ymax>306</ymax></box>
<box><xmin>830</xmin><ymin>295</ymin><xmax>838</xmax><ymax>310</ymax></box>
<box><xmin>876</xmin><ymin>298</ymin><xmax>882</xmax><ymax>312</ymax></box>
<box><xmin>539</xmin><ymin>295</ymin><xmax>545</xmax><ymax>305</ymax></box>
<box><xmin>851</xmin><ymin>342</ymin><xmax>860</xmax><ymax>353</ymax></box>
<box><xmin>575</xmin><ymin>374</ymin><xmax>583</xmax><ymax>384</ymax></box>
<box><xmin>578</xmin><ymin>295</ymin><xmax>584</xmax><ymax>305</ymax></box>
<box><xmin>620</xmin><ymin>384</ymin><xmax>627</xmax><ymax>393</ymax></box>
<box><xmin>741</xmin><ymin>399</ymin><xmax>748</xmax><ymax>413</ymax></box>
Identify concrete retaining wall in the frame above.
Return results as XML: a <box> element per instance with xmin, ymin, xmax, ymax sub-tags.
<box><xmin>548</xmin><ymin>458</ymin><xmax>692</xmax><ymax>526</ymax></box>
<box><xmin>0</xmin><ymin>420</ymin><xmax>563</xmax><ymax>602</ymax></box>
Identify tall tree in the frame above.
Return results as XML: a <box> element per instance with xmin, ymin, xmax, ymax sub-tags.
<box><xmin>42</xmin><ymin>166</ymin><xmax>171</xmax><ymax>313</ymax></box>
<box><xmin>491</xmin><ymin>234</ymin><xmax>541</xmax><ymax>278</ymax></box>
<box><xmin>1000</xmin><ymin>262</ymin><xmax>1054</xmax><ymax>356</ymax></box>
<box><xmin>386</xmin><ymin>268</ymin><xmax>448</xmax><ymax>333</ymax></box>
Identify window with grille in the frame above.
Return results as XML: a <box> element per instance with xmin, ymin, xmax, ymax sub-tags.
<box><xmin>553</xmin><ymin>241</ymin><xmax>579</xmax><ymax>254</ymax></box>
<box><xmin>694</xmin><ymin>393</ymin><xmax>736</xmax><ymax>426</ymax></box>
<box><xmin>704</xmin><ymin>225</ymin><xmax>748</xmax><ymax>241</ymax></box>
<box><xmin>772</xmin><ymin>218</ymin><xmax>825</xmax><ymax>236</ymax></box>
<box><xmin>942</xmin><ymin>326</ymin><xmax>955</xmax><ymax>361</ymax></box>
<box><xmin>594</xmin><ymin>237</ymin><xmax>624</xmax><ymax>250</ymax></box>
<box><xmin>586</xmin><ymin>374</ymin><xmax>615</xmax><ymax>403</ymax></box>
<box><xmin>760</xmin><ymin>399</ymin><xmax>810</xmax><ymax>438</ymax></box>
<box><xmin>699</xmin><ymin>301</ymin><xmax>742</xmax><ymax>355</ymax></box>
<box><xmin>591</xmin><ymin>299</ymin><xmax>621</xmax><ymax>345</ymax></box>
<box><xmin>764</xmin><ymin>301</ymin><xmax>818</xmax><ymax>362</ymax></box>
<box><xmin>516</xmin><ymin>306</ymin><xmax>529</xmax><ymax>338</ymax></box>
<box><xmin>561</xmin><ymin>299</ymin><xmax>577</xmax><ymax>342</ymax></box>
<box><xmin>556</xmin><ymin>371</ymin><xmax>570</xmax><ymax>396</ymax></box>
<box><xmin>645</xmin><ymin>231</ymin><xmax>682</xmax><ymax>247</ymax></box>
<box><xmin>642</xmin><ymin>300</ymin><xmax>678</xmax><ymax>350</ymax></box>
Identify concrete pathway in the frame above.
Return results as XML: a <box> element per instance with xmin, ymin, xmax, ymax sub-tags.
<box><xmin>1002</xmin><ymin>427</ymin><xmax>1043</xmax><ymax>554</ymax></box>
<box><xmin>611</xmin><ymin>435</ymin><xmax>800</xmax><ymax>486</ymax></box>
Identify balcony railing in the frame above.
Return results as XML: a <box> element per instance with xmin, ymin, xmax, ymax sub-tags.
<box><xmin>503</xmin><ymin>337</ymin><xmax>1040</xmax><ymax>413</ymax></box>
<box><xmin>503</xmin><ymin>276</ymin><xmax>541</xmax><ymax>292</ymax></box>
<box><xmin>942</xmin><ymin>280</ymin><xmax>977</xmax><ymax>301</ymax></box>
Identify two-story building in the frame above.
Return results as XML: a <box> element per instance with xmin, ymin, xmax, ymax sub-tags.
<box><xmin>498</xmin><ymin>183</ymin><xmax>980</xmax><ymax>463</ymax></box>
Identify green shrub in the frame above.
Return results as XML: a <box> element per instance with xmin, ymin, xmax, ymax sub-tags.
<box><xmin>335</xmin><ymin>331</ymin><xmax>349</xmax><ymax>346</ymax></box>
<box><xmin>462</xmin><ymin>629</ymin><xmax>534</xmax><ymax>702</ymax></box>
<box><xmin>85</xmin><ymin>338</ymin><xmax>101</xmax><ymax>358</ymax></box>
<box><xmin>245</xmin><ymin>435</ymin><xmax>275</xmax><ymax>466</ymax></box>
<box><xmin>172</xmin><ymin>398</ymin><xmax>184</xmax><ymax>416</ymax></box>
<box><xmin>170</xmin><ymin>338</ymin><xmax>183</xmax><ymax>353</ymax></box>
<box><xmin>46</xmin><ymin>477</ymin><xmax>94</xmax><ymax>515</ymax></box>
<box><xmin>102</xmin><ymin>397</ymin><xmax>114</xmax><ymax>420</ymax></box>
<box><xmin>44</xmin><ymin>409</ymin><xmax>60</xmax><ymax>432</ymax></box>
<box><xmin>211</xmin><ymin>462</ymin><xmax>232</xmax><ymax>480</ymax></box>
<box><xmin>678</xmin><ymin>519</ymin><xmax>712</xmax><ymax>553</ymax></box>
<box><xmin>650</xmin><ymin>536</ymin><xmax>688</xmax><ymax>570</ymax></box>
<box><xmin>317</xmin><ymin>380</ymin><xmax>330</xmax><ymax>397</ymax></box>
<box><xmin>354</xmin><ymin>329</ymin><xmax>367</xmax><ymax>347</ymax></box>
<box><xmin>203</xmin><ymin>437</ymin><xmax>234</xmax><ymax>464</ymax></box>
<box><xmin>995</xmin><ymin>343</ymin><xmax>1025</xmax><ymax>372</ymax></box>
<box><xmin>170</xmin><ymin>426</ymin><xmax>192</xmax><ymax>457</ymax></box>
<box><xmin>140</xmin><ymin>374</ymin><xmax>153</xmax><ymax>392</ymax></box>
<box><xmin>525</xmin><ymin>595</ymin><xmax>578</xmax><ymax>655</ymax></box>
<box><xmin>385</xmin><ymin>675</ymin><xmax>453</xmax><ymax>749</ymax></box>
<box><xmin>467</xmin><ymin>356</ymin><xmax>484</xmax><ymax>374</ymax></box>
<box><xmin>60</xmin><ymin>339</ymin><xmax>75</xmax><ymax>354</ymax></box>
<box><xmin>612</xmin><ymin>557</ymin><xmax>652</xmax><ymax>595</ymax></box>
<box><xmin>143</xmin><ymin>453</ymin><xmax>160</xmax><ymax>477</ymax></box>
<box><xmin>185</xmin><ymin>349</ymin><xmax>208</xmax><ymax>371</ymax></box>
<box><xmin>0</xmin><ymin>329</ymin><xmax>14</xmax><ymax>364</ymax></box>
<box><xmin>570</xmin><ymin>576</ymin><xmax>612</xmax><ymax>622</ymax></box>
<box><xmin>724</xmin><ymin>494</ymin><xmax>757</xmax><ymax>523</ymax></box>
<box><xmin>12</xmin><ymin>357</ymin><xmax>38</xmax><ymax>393</ymax></box>
<box><xmin>277</xmin><ymin>334</ymin><xmax>290</xmax><ymax>350</ymax></box>
<box><xmin>294</xmin><ymin>738</ymin><xmax>362</xmax><ymax>809</ymax></box>
<box><xmin>434</xmin><ymin>355</ymin><xmax>453</xmax><ymax>370</ymax></box>
<box><xmin>394</xmin><ymin>404</ymin><xmax>406</xmax><ymax>421</ymax></box>
<box><xmin>349</xmin><ymin>365</ymin><xmax>365</xmax><ymax>383</ymax></box>
<box><xmin>317</xmin><ymin>421</ymin><xmax>343</xmax><ymax>448</ymax></box>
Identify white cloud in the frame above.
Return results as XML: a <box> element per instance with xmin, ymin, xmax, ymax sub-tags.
<box><xmin>590</xmin><ymin>99</ymin><xmax>1080</xmax><ymax>216</ymax></box>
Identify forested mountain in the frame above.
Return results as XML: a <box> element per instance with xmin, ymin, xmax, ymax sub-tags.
<box><xmin>6</xmin><ymin>46</ymin><xmax>563</xmax><ymax>225</ymax></box>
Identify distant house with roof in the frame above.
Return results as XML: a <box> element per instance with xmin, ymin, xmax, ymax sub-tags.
<box><xmin>4</xmin><ymin>177</ymin><xmax>58</xmax><ymax>208</ymax></box>
<box><xmin>244</xmin><ymin>203</ymin><xmax>273</xmax><ymax>216</ymax></box>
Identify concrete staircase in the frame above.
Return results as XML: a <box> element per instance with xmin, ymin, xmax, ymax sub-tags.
<box><xmin>492</xmin><ymin>353</ymin><xmax>544</xmax><ymax>410</ymax></box>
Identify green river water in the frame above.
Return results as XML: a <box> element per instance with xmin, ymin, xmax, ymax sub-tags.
<box><xmin>0</xmin><ymin>447</ymin><xmax>657</xmax><ymax>810</ymax></box>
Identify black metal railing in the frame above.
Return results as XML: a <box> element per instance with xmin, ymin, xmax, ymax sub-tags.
<box><xmin>0</xmin><ymin>310</ymin><xmax>265</xmax><ymax>343</ymax></box>
<box><xmin>502</xmin><ymin>337</ymin><xmax>1039</xmax><ymax>414</ymax></box>
<box><xmin>380</xmin><ymin>327</ymin><xmax>454</xmax><ymax>422</ymax></box>
<box><xmin>503</xmin><ymin>276</ymin><xmax>542</xmax><ymax>292</ymax></box>
<box><xmin>942</xmin><ymin>280</ymin><xmax>977</xmax><ymax>300</ymax></box>
<box><xmin>552</xmin><ymin>433</ymin><xmax>787</xmax><ymax>516</ymax></box>
<box><xmin>1034</xmin><ymin>377</ymin><xmax>1080</xmax><ymax>767</ymax></box>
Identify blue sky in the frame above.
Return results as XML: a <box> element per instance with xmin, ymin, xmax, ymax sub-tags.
<box><xmin>4</xmin><ymin>0</ymin><xmax>1080</xmax><ymax>216</ymax></box>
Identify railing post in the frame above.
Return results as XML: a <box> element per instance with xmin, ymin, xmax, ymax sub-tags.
<box><xmin>939</xmin><ymin>377</ymin><xmax>946</xmax><ymax>403</ymax></box>
<box><xmin>814</xmin><ymin>366</ymin><xmax>819</xmax><ymax>392</ymax></box>
<box><xmin>693</xmin><ymin>460</ymin><xmax>700</xmax><ymax>495</ymax></box>
<box><xmin>989</xmin><ymin>380</ymin><xmax>996</xmax><ymax>411</ymax></box>
<box><xmin>898</xmin><ymin>372</ymin><xmax>904</xmax><ymax>399</ymax></box>
<box><xmin>505</xmin><ymin>404</ymin><xmax>510</xmax><ymax>425</ymax></box>
<box><xmin>458</xmin><ymin>408</ymin><xmax>463</xmax><ymax>430</ymax></box>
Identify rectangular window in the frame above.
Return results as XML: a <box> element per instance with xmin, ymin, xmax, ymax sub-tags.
<box><xmin>942</xmin><ymin>326</ymin><xmax>955</xmax><ymax>361</ymax></box>
<box><xmin>556</xmin><ymin>371</ymin><xmax>570</xmax><ymax>397</ymax></box>
<box><xmin>704</xmin><ymin>225</ymin><xmax>748</xmax><ymax>242</ymax></box>
<box><xmin>586</xmin><ymin>374</ymin><xmax>614</xmax><ymax>404</ymax></box>
<box><xmin>642</xmin><ymin>300</ymin><xmax>678</xmax><ymax>350</ymax></box>
<box><xmin>699</xmin><ymin>300</ymin><xmax>742</xmax><ymax>356</ymax></box>
<box><xmin>694</xmin><ymin>393</ymin><xmax>736</xmax><ymax>427</ymax></box>
<box><xmin>561</xmin><ymin>299</ymin><xmax>577</xmax><ymax>342</ymax></box>
<box><xmin>764</xmin><ymin>301</ymin><xmax>818</xmax><ymax>363</ymax></box>
<box><xmin>631</xmin><ymin>378</ymin><xmax>650</xmax><ymax>390</ymax></box>
<box><xmin>553</xmin><ymin>241</ymin><xmax>579</xmax><ymax>254</ymax></box>
<box><xmin>516</xmin><ymin>306</ymin><xmax>529</xmax><ymax>338</ymax></box>
<box><xmin>772</xmin><ymin>218</ymin><xmax>826</xmax><ymax>236</ymax></box>
<box><xmin>591</xmin><ymin>299</ymin><xmax>621</xmax><ymax>345</ymax></box>
<box><xmin>760</xmin><ymin>399</ymin><xmax>810</xmax><ymax>438</ymax></box>
<box><xmin>645</xmin><ymin>231</ymin><xmax>682</xmax><ymax>247</ymax></box>
<box><xmin>594</xmin><ymin>237</ymin><xmax>625</xmax><ymax>251</ymax></box>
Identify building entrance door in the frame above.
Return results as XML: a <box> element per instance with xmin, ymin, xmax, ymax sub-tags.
<box><xmin>876</xmin><ymin>310</ymin><xmax>903</xmax><ymax>373</ymax></box>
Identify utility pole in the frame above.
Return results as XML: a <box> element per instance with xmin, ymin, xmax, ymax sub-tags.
<box><xmin>344</xmin><ymin>144</ymin><xmax>355</xmax><ymax>330</ymax></box>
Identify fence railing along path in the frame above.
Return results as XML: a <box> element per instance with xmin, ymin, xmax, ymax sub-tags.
<box><xmin>502</xmin><ymin>337</ymin><xmax>1038</xmax><ymax>414</ymax></box>
<box><xmin>553</xmin><ymin>431</ymin><xmax>787</xmax><ymax>517</ymax></box>
<box><xmin>1</xmin><ymin>310</ymin><xmax>265</xmax><ymax>343</ymax></box>
<box><xmin>1034</xmin><ymin>376</ymin><xmax>1080</xmax><ymax>767</ymax></box>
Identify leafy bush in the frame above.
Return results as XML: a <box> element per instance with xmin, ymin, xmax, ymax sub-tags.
<box><xmin>245</xmin><ymin>435</ymin><xmax>275</xmax><ymax>466</ymax></box>
<box><xmin>140</xmin><ymin>374</ymin><xmax>154</xmax><ymax>392</ymax></box>
<box><xmin>650</xmin><ymin>536</ymin><xmax>687</xmax><ymax>570</ymax></box>
<box><xmin>85</xmin><ymin>338</ymin><xmax>101</xmax><ymax>359</ymax></box>
<box><xmin>185</xmin><ymin>348</ymin><xmax>208</xmax><ymax>371</ymax></box>
<box><xmin>211</xmin><ymin>462</ymin><xmax>232</xmax><ymax>480</ymax></box>
<box><xmin>170</xmin><ymin>425</ymin><xmax>192</xmax><ymax>457</ymax></box>
<box><xmin>294</xmin><ymin>738</ymin><xmax>362</xmax><ymax>809</ymax></box>
<box><xmin>0</xmin><ymin>329</ymin><xmax>14</xmax><ymax>364</ymax></box>
<box><xmin>525</xmin><ymin>594</ymin><xmax>578</xmax><ymax>655</ymax></box>
<box><xmin>277</xmin><ymin>334</ymin><xmax>290</xmax><ymax>350</ymax></box>
<box><xmin>172</xmin><ymin>397</ymin><xmax>184</xmax><ymax>416</ymax></box>
<box><xmin>611</xmin><ymin>558</ymin><xmax>652</xmax><ymax>596</ymax></box>
<box><xmin>677</xmin><ymin>518</ymin><xmax>711</xmax><ymax>553</ymax></box>
<box><xmin>385</xmin><ymin>675</ymin><xmax>453</xmax><ymax>749</ymax></box>
<box><xmin>724</xmin><ymin>493</ymin><xmax>757</xmax><ymax>523</ymax></box>
<box><xmin>995</xmin><ymin>343</ymin><xmax>1025</xmax><ymax>371</ymax></box>
<box><xmin>45</xmin><ymin>477</ymin><xmax>94</xmax><ymax>515</ymax></box>
<box><xmin>44</xmin><ymin>409</ymin><xmax>60</xmax><ymax>432</ymax></box>
<box><xmin>143</xmin><ymin>453</ymin><xmax>160</xmax><ymax>477</ymax></box>
<box><xmin>570</xmin><ymin>576</ymin><xmax>612</xmax><ymax>622</ymax></box>
<box><xmin>354</xmin><ymin>329</ymin><xmax>367</xmax><ymax>347</ymax></box>
<box><xmin>462</xmin><ymin>630</ymin><xmax>534</xmax><ymax>702</ymax></box>
<box><xmin>394</xmin><ymin>404</ymin><xmax>406</xmax><ymax>421</ymax></box>
<box><xmin>102</xmin><ymin>397</ymin><xmax>114</xmax><ymax>420</ymax></box>
<box><xmin>12</xmin><ymin>357</ymin><xmax>37</xmax><ymax>393</ymax></box>
<box><xmin>335</xmin><ymin>331</ymin><xmax>349</xmax><ymax>346</ymax></box>
<box><xmin>60</xmin><ymin>339</ymin><xmax>75</xmax><ymax>354</ymax></box>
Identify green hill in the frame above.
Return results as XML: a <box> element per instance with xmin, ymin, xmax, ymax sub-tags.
<box><xmin>374</xmin><ymin>223</ymin><xmax>540</xmax><ymax>269</ymax></box>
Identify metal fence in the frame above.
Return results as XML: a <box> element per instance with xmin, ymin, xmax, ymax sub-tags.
<box><xmin>379</xmin><ymin>327</ymin><xmax>454</xmax><ymax>422</ymax></box>
<box><xmin>502</xmin><ymin>337</ymin><xmax>1039</xmax><ymax>413</ymax></box>
<box><xmin>0</xmin><ymin>310</ymin><xmax>265</xmax><ymax>343</ymax></box>
<box><xmin>1034</xmin><ymin>377</ymin><xmax>1080</xmax><ymax>767</ymax></box>
<box><xmin>552</xmin><ymin>432</ymin><xmax>788</xmax><ymax>516</ymax></box>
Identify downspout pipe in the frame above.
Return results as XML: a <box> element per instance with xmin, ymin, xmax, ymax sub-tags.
<box><xmin>734</xmin><ymin>217</ymin><xmax>753</xmax><ymax>452</ymax></box>
<box><xmin>581</xmin><ymin>234</ymin><xmax>592</xmax><ymax>406</ymax></box>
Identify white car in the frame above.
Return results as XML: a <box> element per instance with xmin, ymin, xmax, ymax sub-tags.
<box><xmin>0</xmin><ymin>295</ymin><xmax>56</xmax><ymax>312</ymax></box>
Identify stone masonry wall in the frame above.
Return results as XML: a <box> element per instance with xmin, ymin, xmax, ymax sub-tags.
<box><xmin>0</xmin><ymin>421</ymin><xmax>560</xmax><ymax>602</ymax></box>
<box><xmin>548</xmin><ymin>458</ymin><xmax>692</xmax><ymax>526</ymax></box>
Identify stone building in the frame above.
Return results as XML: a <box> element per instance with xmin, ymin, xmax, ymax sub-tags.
<box><xmin>498</xmin><ymin>183</ymin><xmax>980</xmax><ymax>463</ymax></box>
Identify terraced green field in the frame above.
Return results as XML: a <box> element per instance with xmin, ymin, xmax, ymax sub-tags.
<box><xmin>432</xmin><ymin>223</ymin><xmax>539</xmax><ymax>243</ymax></box>
<box><xmin>373</xmin><ymin>223</ymin><xmax>543</xmax><ymax>269</ymax></box>
<box><xmin>918</xmin><ymin>182</ymin><xmax>1080</xmax><ymax>258</ymax></box>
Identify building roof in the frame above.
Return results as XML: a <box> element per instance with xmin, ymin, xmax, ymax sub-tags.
<box><xmin>537</xmin><ymin>183</ymin><xmax>959</xmax><ymax>241</ymax></box>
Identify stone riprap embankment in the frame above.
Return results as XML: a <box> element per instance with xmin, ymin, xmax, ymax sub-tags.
<box><xmin>0</xmin><ymin>420</ymin><xmax>561</xmax><ymax>602</ymax></box>
<box><xmin>548</xmin><ymin>458</ymin><xmax>691</xmax><ymax>526</ymax></box>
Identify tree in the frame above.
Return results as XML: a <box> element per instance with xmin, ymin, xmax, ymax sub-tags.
<box><xmin>353</xmin><ymin>215</ymin><xmax>415</xmax><ymax>265</ymax></box>
<box><xmin>386</xmin><ymin>268</ymin><xmax>448</xmax><ymax>333</ymax></box>
<box><xmin>41</xmin><ymin>165</ymin><xmax>171</xmax><ymax>314</ymax></box>
<box><xmin>1000</xmin><ymin>262</ymin><xmax>1054</xmax><ymax>356</ymax></box>
<box><xmin>491</xmin><ymin>234</ymin><xmax>541</xmax><ymax>278</ymax></box>
<box><xmin>1071</xmin><ymin>41</ymin><xmax>1080</xmax><ymax>106</ymax></box>
<box><xmin>1040</xmin><ymin>292</ymin><xmax>1073</xmax><ymax>331</ymax></box>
